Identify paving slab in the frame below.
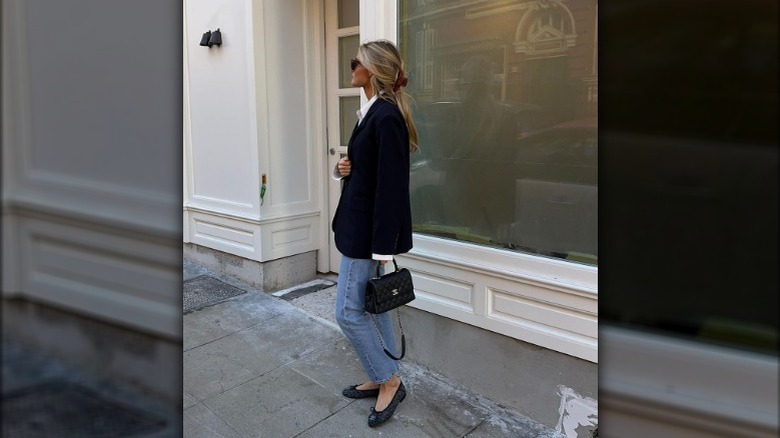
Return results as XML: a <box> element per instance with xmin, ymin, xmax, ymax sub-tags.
<box><xmin>291</xmin><ymin>339</ymin><xmax>483</xmax><ymax>437</ymax></box>
<box><xmin>204</xmin><ymin>365</ymin><xmax>350</xmax><ymax>438</ymax></box>
<box><xmin>296</xmin><ymin>399</ymin><xmax>448</xmax><ymax>438</ymax></box>
<box><xmin>184</xmin><ymin>325</ymin><xmax>287</xmax><ymax>401</ymax></box>
<box><xmin>183</xmin><ymin>403</ymin><xmax>243</xmax><ymax>438</ymax></box>
<box><xmin>184</xmin><ymin>308</ymin><xmax>342</xmax><ymax>401</ymax></box>
<box><xmin>288</xmin><ymin>284</ymin><xmax>339</xmax><ymax>327</ymax></box>
<box><xmin>184</xmin><ymin>391</ymin><xmax>198</xmax><ymax>410</ymax></box>
<box><xmin>184</xmin><ymin>290</ymin><xmax>289</xmax><ymax>351</ymax></box>
<box><xmin>288</xmin><ymin>337</ymin><xmax>371</xmax><ymax>397</ymax></box>
<box><xmin>194</xmin><ymin>289</ymin><xmax>290</xmax><ymax>333</ymax></box>
<box><xmin>184</xmin><ymin>312</ymin><xmax>233</xmax><ymax>351</ymax></box>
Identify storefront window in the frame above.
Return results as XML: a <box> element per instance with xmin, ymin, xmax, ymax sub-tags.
<box><xmin>399</xmin><ymin>0</ymin><xmax>598</xmax><ymax>265</ymax></box>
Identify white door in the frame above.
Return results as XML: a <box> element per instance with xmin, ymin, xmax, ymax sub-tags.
<box><xmin>325</xmin><ymin>0</ymin><xmax>360</xmax><ymax>273</ymax></box>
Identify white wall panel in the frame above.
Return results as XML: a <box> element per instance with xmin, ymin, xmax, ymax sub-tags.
<box><xmin>412</xmin><ymin>271</ymin><xmax>474</xmax><ymax>313</ymax></box>
<box><xmin>185</xmin><ymin>0</ymin><xmax>258</xmax><ymax>215</ymax></box>
<box><xmin>19</xmin><ymin>0</ymin><xmax>180</xmax><ymax>197</ymax></box>
<box><xmin>398</xmin><ymin>234</ymin><xmax>598</xmax><ymax>363</ymax></box>
<box><xmin>187</xmin><ymin>208</ymin><xmax>319</xmax><ymax>262</ymax></box>
<box><xmin>262</xmin><ymin>0</ymin><xmax>310</xmax><ymax>208</ymax></box>
<box><xmin>19</xmin><ymin>216</ymin><xmax>181</xmax><ymax>339</ymax></box>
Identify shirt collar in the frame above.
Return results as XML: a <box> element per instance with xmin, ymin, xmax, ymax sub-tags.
<box><xmin>356</xmin><ymin>95</ymin><xmax>379</xmax><ymax>125</ymax></box>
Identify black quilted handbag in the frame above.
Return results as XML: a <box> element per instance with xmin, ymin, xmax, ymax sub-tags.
<box><xmin>365</xmin><ymin>258</ymin><xmax>415</xmax><ymax>360</ymax></box>
<box><xmin>365</xmin><ymin>259</ymin><xmax>415</xmax><ymax>314</ymax></box>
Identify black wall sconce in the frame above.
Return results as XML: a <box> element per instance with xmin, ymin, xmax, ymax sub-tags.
<box><xmin>199</xmin><ymin>28</ymin><xmax>222</xmax><ymax>48</ymax></box>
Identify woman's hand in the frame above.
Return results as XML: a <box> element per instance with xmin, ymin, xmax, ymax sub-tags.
<box><xmin>337</xmin><ymin>157</ymin><xmax>352</xmax><ymax>177</ymax></box>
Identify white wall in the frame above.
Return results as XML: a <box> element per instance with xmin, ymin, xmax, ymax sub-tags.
<box><xmin>184</xmin><ymin>0</ymin><xmax>325</xmax><ymax>262</ymax></box>
<box><xmin>185</xmin><ymin>0</ymin><xmax>259</xmax><ymax>218</ymax></box>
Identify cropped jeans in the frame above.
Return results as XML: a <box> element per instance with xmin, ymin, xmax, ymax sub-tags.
<box><xmin>335</xmin><ymin>255</ymin><xmax>399</xmax><ymax>384</ymax></box>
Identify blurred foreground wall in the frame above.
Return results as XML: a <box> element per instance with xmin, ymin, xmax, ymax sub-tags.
<box><xmin>2</xmin><ymin>0</ymin><xmax>182</xmax><ymax>404</ymax></box>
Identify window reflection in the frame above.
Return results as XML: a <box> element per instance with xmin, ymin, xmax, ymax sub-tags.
<box><xmin>400</xmin><ymin>0</ymin><xmax>598</xmax><ymax>265</ymax></box>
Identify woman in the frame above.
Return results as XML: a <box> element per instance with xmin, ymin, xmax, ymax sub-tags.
<box><xmin>331</xmin><ymin>39</ymin><xmax>419</xmax><ymax>428</ymax></box>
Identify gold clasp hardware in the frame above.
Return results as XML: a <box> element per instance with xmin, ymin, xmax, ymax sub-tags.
<box><xmin>392</xmin><ymin>289</ymin><xmax>399</xmax><ymax>296</ymax></box>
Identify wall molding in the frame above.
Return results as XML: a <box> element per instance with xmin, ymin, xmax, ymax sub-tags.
<box><xmin>14</xmin><ymin>171</ymin><xmax>180</xmax><ymax>239</ymax></box>
<box><xmin>12</xmin><ymin>214</ymin><xmax>181</xmax><ymax>340</ymax></box>
<box><xmin>399</xmin><ymin>235</ymin><xmax>597</xmax><ymax>362</ymax></box>
<box><xmin>185</xmin><ymin>208</ymin><xmax>320</xmax><ymax>262</ymax></box>
<box><xmin>600</xmin><ymin>325</ymin><xmax>778</xmax><ymax>436</ymax></box>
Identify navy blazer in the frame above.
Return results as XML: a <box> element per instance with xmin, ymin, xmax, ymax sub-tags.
<box><xmin>332</xmin><ymin>98</ymin><xmax>413</xmax><ymax>259</ymax></box>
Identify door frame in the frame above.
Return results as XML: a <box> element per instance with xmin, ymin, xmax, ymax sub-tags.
<box><xmin>323</xmin><ymin>0</ymin><xmax>361</xmax><ymax>273</ymax></box>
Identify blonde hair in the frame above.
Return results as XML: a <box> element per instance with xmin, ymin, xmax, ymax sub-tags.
<box><xmin>358</xmin><ymin>40</ymin><xmax>419</xmax><ymax>153</ymax></box>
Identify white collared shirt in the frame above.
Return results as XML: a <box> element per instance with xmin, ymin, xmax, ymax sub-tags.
<box><xmin>356</xmin><ymin>94</ymin><xmax>378</xmax><ymax>126</ymax></box>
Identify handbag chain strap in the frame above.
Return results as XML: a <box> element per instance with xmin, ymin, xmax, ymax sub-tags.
<box><xmin>370</xmin><ymin>258</ymin><xmax>406</xmax><ymax>360</ymax></box>
<box><xmin>374</xmin><ymin>308</ymin><xmax>405</xmax><ymax>361</ymax></box>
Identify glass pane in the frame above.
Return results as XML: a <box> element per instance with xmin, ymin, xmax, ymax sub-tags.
<box><xmin>339</xmin><ymin>96</ymin><xmax>359</xmax><ymax>146</ymax></box>
<box><xmin>338</xmin><ymin>0</ymin><xmax>359</xmax><ymax>29</ymax></box>
<box><xmin>598</xmin><ymin>0</ymin><xmax>778</xmax><ymax>355</ymax></box>
<box><xmin>339</xmin><ymin>35</ymin><xmax>360</xmax><ymax>88</ymax></box>
<box><xmin>400</xmin><ymin>0</ymin><xmax>598</xmax><ymax>265</ymax></box>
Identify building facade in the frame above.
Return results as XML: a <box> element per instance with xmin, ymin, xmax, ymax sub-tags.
<box><xmin>184</xmin><ymin>0</ymin><xmax>597</xmax><ymax>432</ymax></box>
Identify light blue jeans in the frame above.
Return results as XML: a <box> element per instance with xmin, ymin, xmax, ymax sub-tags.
<box><xmin>335</xmin><ymin>255</ymin><xmax>399</xmax><ymax>384</ymax></box>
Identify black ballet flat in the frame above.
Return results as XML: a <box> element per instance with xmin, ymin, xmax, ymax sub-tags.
<box><xmin>342</xmin><ymin>384</ymin><xmax>380</xmax><ymax>399</ymax></box>
<box><xmin>367</xmin><ymin>381</ymin><xmax>406</xmax><ymax>427</ymax></box>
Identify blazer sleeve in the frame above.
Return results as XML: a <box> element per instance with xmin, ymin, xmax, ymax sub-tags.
<box><xmin>371</xmin><ymin>111</ymin><xmax>410</xmax><ymax>255</ymax></box>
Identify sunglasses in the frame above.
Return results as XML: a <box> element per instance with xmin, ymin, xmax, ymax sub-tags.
<box><xmin>350</xmin><ymin>58</ymin><xmax>362</xmax><ymax>71</ymax></box>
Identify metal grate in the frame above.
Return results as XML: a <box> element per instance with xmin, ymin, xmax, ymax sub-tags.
<box><xmin>2</xmin><ymin>382</ymin><xmax>167</xmax><ymax>437</ymax></box>
<box><xmin>183</xmin><ymin>275</ymin><xmax>247</xmax><ymax>314</ymax></box>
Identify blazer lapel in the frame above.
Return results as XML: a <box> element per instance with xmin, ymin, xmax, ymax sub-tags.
<box><xmin>346</xmin><ymin>99</ymin><xmax>387</xmax><ymax>160</ymax></box>
<box><xmin>360</xmin><ymin>98</ymin><xmax>385</xmax><ymax>125</ymax></box>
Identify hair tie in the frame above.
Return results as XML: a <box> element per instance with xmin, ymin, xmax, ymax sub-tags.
<box><xmin>393</xmin><ymin>71</ymin><xmax>408</xmax><ymax>92</ymax></box>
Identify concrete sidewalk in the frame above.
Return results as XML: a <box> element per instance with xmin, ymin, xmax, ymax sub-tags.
<box><xmin>183</xmin><ymin>260</ymin><xmax>564</xmax><ymax>438</ymax></box>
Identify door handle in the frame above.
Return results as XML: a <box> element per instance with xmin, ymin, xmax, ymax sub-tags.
<box><xmin>329</xmin><ymin>148</ymin><xmax>336</xmax><ymax>155</ymax></box>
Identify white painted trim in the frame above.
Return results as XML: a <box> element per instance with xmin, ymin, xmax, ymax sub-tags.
<box><xmin>303</xmin><ymin>0</ymin><xmax>331</xmax><ymax>274</ymax></box>
<box><xmin>244</xmin><ymin>0</ymin><xmax>262</xmax><ymax>218</ymax></box>
<box><xmin>2</xmin><ymin>0</ymin><xmax>30</xmax><ymax>202</ymax></box>
<box><xmin>325</xmin><ymin>0</ymin><xmax>361</xmax><ymax>272</ymax></box>
<box><xmin>183</xmin><ymin>5</ymin><xmax>193</xmax><ymax>243</ymax></box>
<box><xmin>399</xmin><ymin>246</ymin><xmax>598</xmax><ymax>362</ymax></box>
<box><xmin>13</xmin><ymin>171</ymin><xmax>180</xmax><ymax>238</ymax></box>
<box><xmin>600</xmin><ymin>325</ymin><xmax>778</xmax><ymax>436</ymax></box>
<box><xmin>360</xmin><ymin>0</ymin><xmax>397</xmax><ymax>43</ymax></box>
<box><xmin>185</xmin><ymin>208</ymin><xmax>320</xmax><ymax>262</ymax></box>
<box><xmin>19</xmin><ymin>216</ymin><xmax>182</xmax><ymax>340</ymax></box>
<box><xmin>1</xmin><ymin>212</ymin><xmax>21</xmax><ymax>295</ymax></box>
<box><xmin>251</xmin><ymin>0</ymin><xmax>271</xmax><ymax>217</ymax></box>
<box><xmin>409</xmin><ymin>234</ymin><xmax>597</xmax><ymax>293</ymax></box>
<box><xmin>2</xmin><ymin>0</ymin><xmax>29</xmax><ymax>296</ymax></box>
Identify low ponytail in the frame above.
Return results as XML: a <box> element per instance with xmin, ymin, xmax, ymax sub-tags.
<box><xmin>358</xmin><ymin>40</ymin><xmax>420</xmax><ymax>153</ymax></box>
